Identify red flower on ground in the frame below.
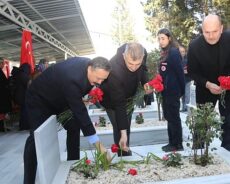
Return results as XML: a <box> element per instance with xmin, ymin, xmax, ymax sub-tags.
<box><xmin>111</xmin><ymin>144</ymin><xmax>119</xmax><ymax>153</ymax></box>
<box><xmin>162</xmin><ymin>155</ymin><xmax>169</xmax><ymax>161</ymax></box>
<box><xmin>85</xmin><ymin>159</ymin><xmax>91</xmax><ymax>165</ymax></box>
<box><xmin>148</xmin><ymin>74</ymin><xmax>164</xmax><ymax>92</ymax></box>
<box><xmin>128</xmin><ymin>168</ymin><xmax>137</xmax><ymax>176</ymax></box>
<box><xmin>88</xmin><ymin>87</ymin><xmax>104</xmax><ymax>104</ymax></box>
<box><xmin>218</xmin><ymin>76</ymin><xmax>230</xmax><ymax>90</ymax></box>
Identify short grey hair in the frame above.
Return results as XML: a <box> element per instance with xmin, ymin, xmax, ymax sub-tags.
<box><xmin>89</xmin><ymin>56</ymin><xmax>111</xmax><ymax>72</ymax></box>
<box><xmin>124</xmin><ymin>42</ymin><xmax>145</xmax><ymax>60</ymax></box>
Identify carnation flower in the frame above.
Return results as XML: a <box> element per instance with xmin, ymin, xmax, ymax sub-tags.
<box><xmin>218</xmin><ymin>76</ymin><xmax>230</xmax><ymax>90</ymax></box>
<box><xmin>111</xmin><ymin>144</ymin><xmax>119</xmax><ymax>153</ymax></box>
<box><xmin>85</xmin><ymin>159</ymin><xmax>91</xmax><ymax>165</ymax></box>
<box><xmin>218</xmin><ymin>76</ymin><xmax>230</xmax><ymax>108</ymax></box>
<box><xmin>88</xmin><ymin>87</ymin><xmax>104</xmax><ymax>104</ymax></box>
<box><xmin>128</xmin><ymin>168</ymin><xmax>137</xmax><ymax>176</ymax></box>
<box><xmin>148</xmin><ymin>74</ymin><xmax>164</xmax><ymax>92</ymax></box>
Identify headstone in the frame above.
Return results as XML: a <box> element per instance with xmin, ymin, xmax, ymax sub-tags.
<box><xmin>34</xmin><ymin>115</ymin><xmax>74</xmax><ymax>184</ymax></box>
<box><xmin>187</xmin><ymin>83</ymin><xmax>197</xmax><ymax>116</ymax></box>
<box><xmin>190</xmin><ymin>84</ymin><xmax>196</xmax><ymax>106</ymax></box>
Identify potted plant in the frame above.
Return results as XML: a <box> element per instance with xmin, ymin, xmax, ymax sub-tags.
<box><xmin>135</xmin><ymin>113</ymin><xmax>144</xmax><ymax>124</ymax></box>
<box><xmin>186</xmin><ymin>102</ymin><xmax>223</xmax><ymax>166</ymax></box>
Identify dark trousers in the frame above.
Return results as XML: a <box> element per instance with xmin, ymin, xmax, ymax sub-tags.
<box><xmin>162</xmin><ymin>95</ymin><xmax>182</xmax><ymax>146</ymax></box>
<box><xmin>63</xmin><ymin>118</ymin><xmax>81</xmax><ymax>160</ymax></box>
<box><xmin>106</xmin><ymin>109</ymin><xmax>132</xmax><ymax>146</ymax></box>
<box><xmin>23</xmin><ymin>103</ymin><xmax>49</xmax><ymax>184</ymax></box>
<box><xmin>19</xmin><ymin>104</ymin><xmax>30</xmax><ymax>130</ymax></box>
<box><xmin>23</xmin><ymin>132</ymin><xmax>37</xmax><ymax>184</ymax></box>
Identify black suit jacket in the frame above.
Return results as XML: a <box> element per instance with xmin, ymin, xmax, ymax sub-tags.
<box><xmin>187</xmin><ymin>31</ymin><xmax>230</xmax><ymax>103</ymax></box>
<box><xmin>26</xmin><ymin>57</ymin><xmax>95</xmax><ymax>136</ymax></box>
<box><xmin>100</xmin><ymin>43</ymin><xmax>148</xmax><ymax>130</ymax></box>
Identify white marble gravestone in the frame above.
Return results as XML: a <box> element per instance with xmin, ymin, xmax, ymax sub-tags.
<box><xmin>187</xmin><ymin>83</ymin><xmax>197</xmax><ymax>116</ymax></box>
<box><xmin>189</xmin><ymin>83</ymin><xmax>196</xmax><ymax>106</ymax></box>
<box><xmin>34</xmin><ymin>115</ymin><xmax>74</xmax><ymax>184</ymax></box>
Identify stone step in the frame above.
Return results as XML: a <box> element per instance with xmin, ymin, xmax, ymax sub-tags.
<box><xmin>80</xmin><ymin>126</ymin><xmax>168</xmax><ymax>149</ymax></box>
<box><xmin>89</xmin><ymin>108</ymin><xmax>162</xmax><ymax>122</ymax></box>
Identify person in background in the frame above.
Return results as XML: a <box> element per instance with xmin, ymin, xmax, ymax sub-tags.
<box><xmin>179</xmin><ymin>45</ymin><xmax>192</xmax><ymax>112</ymax></box>
<box><xmin>0</xmin><ymin>58</ymin><xmax>12</xmax><ymax>131</ymax></box>
<box><xmin>11</xmin><ymin>63</ymin><xmax>31</xmax><ymax>130</ymax></box>
<box><xmin>157</xmin><ymin>28</ymin><xmax>185</xmax><ymax>152</ymax></box>
<box><xmin>32</xmin><ymin>58</ymin><xmax>49</xmax><ymax>80</ymax></box>
<box><xmin>187</xmin><ymin>14</ymin><xmax>230</xmax><ymax>151</ymax></box>
<box><xmin>100</xmin><ymin>42</ymin><xmax>152</xmax><ymax>156</ymax></box>
<box><xmin>23</xmin><ymin>57</ymin><xmax>112</xmax><ymax>184</ymax></box>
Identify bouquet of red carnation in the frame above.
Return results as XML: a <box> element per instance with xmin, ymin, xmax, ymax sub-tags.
<box><xmin>88</xmin><ymin>87</ymin><xmax>104</xmax><ymax>104</ymax></box>
<box><xmin>218</xmin><ymin>76</ymin><xmax>230</xmax><ymax>107</ymax></box>
<box><xmin>218</xmin><ymin>76</ymin><xmax>230</xmax><ymax>90</ymax></box>
<box><xmin>57</xmin><ymin>87</ymin><xmax>104</xmax><ymax>127</ymax></box>
<box><xmin>148</xmin><ymin>74</ymin><xmax>164</xmax><ymax>92</ymax></box>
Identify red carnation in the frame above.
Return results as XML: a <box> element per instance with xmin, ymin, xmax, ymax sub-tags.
<box><xmin>162</xmin><ymin>155</ymin><xmax>169</xmax><ymax>161</ymax></box>
<box><xmin>111</xmin><ymin>144</ymin><xmax>119</xmax><ymax>153</ymax></box>
<box><xmin>88</xmin><ymin>87</ymin><xmax>104</xmax><ymax>104</ymax></box>
<box><xmin>128</xmin><ymin>168</ymin><xmax>137</xmax><ymax>176</ymax></box>
<box><xmin>148</xmin><ymin>74</ymin><xmax>164</xmax><ymax>92</ymax></box>
<box><xmin>85</xmin><ymin>159</ymin><xmax>91</xmax><ymax>165</ymax></box>
<box><xmin>218</xmin><ymin>76</ymin><xmax>230</xmax><ymax>90</ymax></box>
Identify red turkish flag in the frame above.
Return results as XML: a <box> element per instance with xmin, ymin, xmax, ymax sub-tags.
<box><xmin>20</xmin><ymin>30</ymin><xmax>35</xmax><ymax>74</ymax></box>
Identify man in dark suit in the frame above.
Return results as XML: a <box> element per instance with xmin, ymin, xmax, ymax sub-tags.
<box><xmin>23</xmin><ymin>57</ymin><xmax>111</xmax><ymax>184</ymax></box>
<box><xmin>0</xmin><ymin>59</ymin><xmax>12</xmax><ymax>131</ymax></box>
<box><xmin>188</xmin><ymin>14</ymin><xmax>230</xmax><ymax>151</ymax></box>
<box><xmin>100</xmin><ymin>42</ymin><xmax>152</xmax><ymax>156</ymax></box>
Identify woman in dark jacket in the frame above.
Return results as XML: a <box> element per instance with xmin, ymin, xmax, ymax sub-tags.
<box><xmin>157</xmin><ymin>28</ymin><xmax>185</xmax><ymax>152</ymax></box>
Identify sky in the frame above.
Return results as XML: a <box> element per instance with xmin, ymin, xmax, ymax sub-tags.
<box><xmin>78</xmin><ymin>0</ymin><xmax>156</xmax><ymax>59</ymax></box>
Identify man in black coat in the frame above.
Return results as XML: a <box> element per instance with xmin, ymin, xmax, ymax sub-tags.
<box><xmin>0</xmin><ymin>59</ymin><xmax>12</xmax><ymax>131</ymax></box>
<box><xmin>23</xmin><ymin>56</ymin><xmax>111</xmax><ymax>184</ymax></box>
<box><xmin>188</xmin><ymin>14</ymin><xmax>230</xmax><ymax>151</ymax></box>
<box><xmin>11</xmin><ymin>63</ymin><xmax>31</xmax><ymax>130</ymax></box>
<box><xmin>100</xmin><ymin>42</ymin><xmax>152</xmax><ymax>156</ymax></box>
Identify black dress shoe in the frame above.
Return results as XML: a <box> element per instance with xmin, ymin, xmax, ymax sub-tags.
<box><xmin>221</xmin><ymin>144</ymin><xmax>230</xmax><ymax>151</ymax></box>
<box><xmin>162</xmin><ymin>144</ymin><xmax>171</xmax><ymax>151</ymax></box>
<box><xmin>162</xmin><ymin>144</ymin><xmax>184</xmax><ymax>152</ymax></box>
<box><xmin>175</xmin><ymin>144</ymin><xmax>184</xmax><ymax>151</ymax></box>
<box><xmin>117</xmin><ymin>150</ymin><xmax>132</xmax><ymax>157</ymax></box>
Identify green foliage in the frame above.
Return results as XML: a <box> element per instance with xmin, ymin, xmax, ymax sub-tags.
<box><xmin>185</xmin><ymin>103</ymin><xmax>223</xmax><ymax>166</ymax></box>
<box><xmin>72</xmin><ymin>148</ymin><xmax>111</xmax><ymax>179</ymax></box>
<box><xmin>98</xmin><ymin>116</ymin><xmax>106</xmax><ymax>127</ymax></box>
<box><xmin>146</xmin><ymin>49</ymin><xmax>164</xmax><ymax>120</ymax></box>
<box><xmin>135</xmin><ymin>113</ymin><xmax>144</xmax><ymax>124</ymax></box>
<box><xmin>144</xmin><ymin>152</ymin><xmax>162</xmax><ymax>164</ymax></box>
<box><xmin>111</xmin><ymin>0</ymin><xmax>136</xmax><ymax>46</ymax></box>
<box><xmin>72</xmin><ymin>152</ymin><xmax>99</xmax><ymax>179</ymax></box>
<box><xmin>162</xmin><ymin>152</ymin><xmax>183</xmax><ymax>167</ymax></box>
<box><xmin>57</xmin><ymin>109</ymin><xmax>73</xmax><ymax>128</ymax></box>
<box><xmin>146</xmin><ymin>49</ymin><xmax>161</xmax><ymax>79</ymax></box>
<box><xmin>142</xmin><ymin>0</ymin><xmax>230</xmax><ymax>47</ymax></box>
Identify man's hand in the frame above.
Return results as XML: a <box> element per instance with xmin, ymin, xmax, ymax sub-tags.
<box><xmin>119</xmin><ymin>130</ymin><xmax>129</xmax><ymax>152</ymax></box>
<box><xmin>94</xmin><ymin>141</ymin><xmax>112</xmax><ymax>161</ymax></box>
<box><xmin>144</xmin><ymin>83</ymin><xmax>153</xmax><ymax>94</ymax></box>
<box><xmin>206</xmin><ymin>81</ymin><xmax>223</xmax><ymax>95</ymax></box>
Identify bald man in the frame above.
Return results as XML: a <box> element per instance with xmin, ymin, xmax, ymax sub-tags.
<box><xmin>187</xmin><ymin>14</ymin><xmax>230</xmax><ymax>151</ymax></box>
